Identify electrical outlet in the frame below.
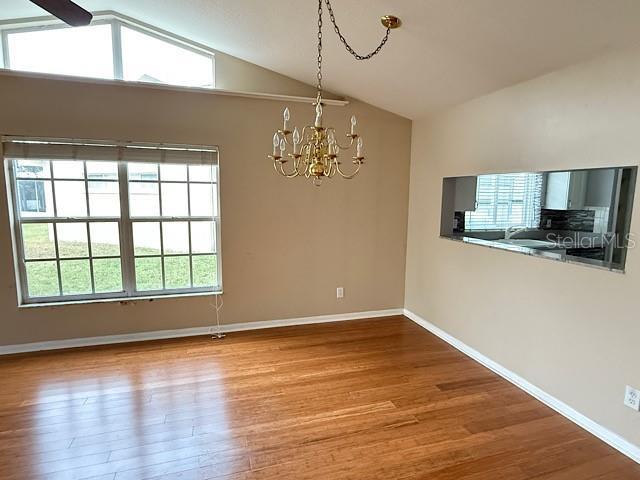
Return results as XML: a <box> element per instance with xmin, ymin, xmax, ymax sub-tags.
<box><xmin>336</xmin><ymin>287</ymin><xmax>344</xmax><ymax>299</ymax></box>
<box><xmin>624</xmin><ymin>385</ymin><xmax>640</xmax><ymax>411</ymax></box>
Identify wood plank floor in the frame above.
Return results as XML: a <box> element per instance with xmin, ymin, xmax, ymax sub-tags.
<box><xmin>0</xmin><ymin>316</ymin><xmax>638</xmax><ymax>479</ymax></box>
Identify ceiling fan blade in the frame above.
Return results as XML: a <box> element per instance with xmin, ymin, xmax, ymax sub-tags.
<box><xmin>29</xmin><ymin>0</ymin><xmax>92</xmax><ymax>27</ymax></box>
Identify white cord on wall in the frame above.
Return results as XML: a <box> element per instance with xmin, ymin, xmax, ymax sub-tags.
<box><xmin>210</xmin><ymin>294</ymin><xmax>225</xmax><ymax>339</ymax></box>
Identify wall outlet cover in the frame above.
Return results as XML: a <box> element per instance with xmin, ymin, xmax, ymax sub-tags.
<box><xmin>624</xmin><ymin>385</ymin><xmax>640</xmax><ymax>411</ymax></box>
<box><xmin>336</xmin><ymin>287</ymin><xmax>344</xmax><ymax>299</ymax></box>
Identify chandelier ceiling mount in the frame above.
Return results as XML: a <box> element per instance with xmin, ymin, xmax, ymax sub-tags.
<box><xmin>381</xmin><ymin>16</ymin><xmax>401</xmax><ymax>29</ymax></box>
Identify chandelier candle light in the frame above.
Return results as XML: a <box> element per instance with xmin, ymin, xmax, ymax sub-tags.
<box><xmin>268</xmin><ymin>0</ymin><xmax>401</xmax><ymax>186</ymax></box>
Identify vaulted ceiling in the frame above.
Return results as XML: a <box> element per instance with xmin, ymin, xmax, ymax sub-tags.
<box><xmin>3</xmin><ymin>0</ymin><xmax>640</xmax><ymax>119</ymax></box>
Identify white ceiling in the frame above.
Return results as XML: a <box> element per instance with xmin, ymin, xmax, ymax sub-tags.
<box><xmin>3</xmin><ymin>0</ymin><xmax>640</xmax><ymax>119</ymax></box>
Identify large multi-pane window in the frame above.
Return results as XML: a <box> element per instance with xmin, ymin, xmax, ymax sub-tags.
<box><xmin>1</xmin><ymin>15</ymin><xmax>215</xmax><ymax>89</ymax></box>
<box><xmin>4</xmin><ymin>138</ymin><xmax>221</xmax><ymax>305</ymax></box>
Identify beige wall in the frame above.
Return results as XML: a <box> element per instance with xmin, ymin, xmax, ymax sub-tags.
<box><xmin>405</xmin><ymin>48</ymin><xmax>640</xmax><ymax>446</ymax></box>
<box><xmin>213</xmin><ymin>51</ymin><xmax>340</xmax><ymax>99</ymax></box>
<box><xmin>0</xmin><ymin>73</ymin><xmax>411</xmax><ymax>345</ymax></box>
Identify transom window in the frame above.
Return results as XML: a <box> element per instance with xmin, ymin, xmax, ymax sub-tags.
<box><xmin>1</xmin><ymin>14</ymin><xmax>215</xmax><ymax>89</ymax></box>
<box><xmin>4</xmin><ymin>138</ymin><xmax>221</xmax><ymax>305</ymax></box>
<box><xmin>465</xmin><ymin>173</ymin><xmax>543</xmax><ymax>231</ymax></box>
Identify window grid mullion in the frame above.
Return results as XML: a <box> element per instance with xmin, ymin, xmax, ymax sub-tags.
<box><xmin>82</xmin><ymin>161</ymin><xmax>96</xmax><ymax>294</ymax></box>
<box><xmin>1</xmin><ymin>30</ymin><xmax>10</xmax><ymax>69</ymax></box>
<box><xmin>48</xmin><ymin>161</ymin><xmax>64</xmax><ymax>296</ymax></box>
<box><xmin>159</xmin><ymin>221</ymin><xmax>166</xmax><ymax>290</ymax></box>
<box><xmin>24</xmin><ymin>255</ymin><xmax>119</xmax><ymax>262</ymax></box>
<box><xmin>507</xmin><ymin>178</ymin><xmax>515</xmax><ymax>223</ymax></box>
<box><xmin>86</xmin><ymin>221</ymin><xmax>96</xmax><ymax>294</ymax></box>
<box><xmin>158</xmin><ymin>172</ymin><xmax>166</xmax><ymax>290</ymax></box>
<box><xmin>10</xmin><ymin>161</ymin><xmax>31</xmax><ymax>301</ymax></box>
<box><xmin>118</xmin><ymin>161</ymin><xmax>135</xmax><ymax>296</ymax></box>
<box><xmin>125</xmin><ymin>216</ymin><xmax>214</xmax><ymax>221</ymax></box>
<box><xmin>19</xmin><ymin>217</ymin><xmax>121</xmax><ymax>223</ymax></box>
<box><xmin>129</xmin><ymin>179</ymin><xmax>215</xmax><ymax>185</ymax></box>
<box><xmin>186</xmin><ymin>171</ymin><xmax>194</xmax><ymax>288</ymax></box>
<box><xmin>49</xmin><ymin>160</ymin><xmax>58</xmax><ymax>217</ymax></box>
<box><xmin>496</xmin><ymin>177</ymin><xmax>503</xmax><ymax>226</ymax></box>
<box><xmin>52</xmin><ymin>223</ymin><xmax>63</xmax><ymax>296</ymax></box>
<box><xmin>188</xmin><ymin>228</ymin><xmax>194</xmax><ymax>288</ymax></box>
<box><xmin>111</xmin><ymin>20</ymin><xmax>124</xmax><ymax>80</ymax></box>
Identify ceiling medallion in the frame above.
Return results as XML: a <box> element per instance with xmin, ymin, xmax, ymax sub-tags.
<box><xmin>268</xmin><ymin>0</ymin><xmax>401</xmax><ymax>186</ymax></box>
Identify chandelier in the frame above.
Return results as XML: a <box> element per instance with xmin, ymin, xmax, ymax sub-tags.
<box><xmin>268</xmin><ymin>0</ymin><xmax>400</xmax><ymax>186</ymax></box>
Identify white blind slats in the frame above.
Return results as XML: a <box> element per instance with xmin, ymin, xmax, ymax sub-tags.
<box><xmin>465</xmin><ymin>173</ymin><xmax>543</xmax><ymax>231</ymax></box>
<box><xmin>2</xmin><ymin>139</ymin><xmax>217</xmax><ymax>165</ymax></box>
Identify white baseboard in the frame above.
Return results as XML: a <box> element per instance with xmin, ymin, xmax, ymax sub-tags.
<box><xmin>403</xmin><ymin>308</ymin><xmax>640</xmax><ymax>465</ymax></box>
<box><xmin>0</xmin><ymin>308</ymin><xmax>403</xmax><ymax>355</ymax></box>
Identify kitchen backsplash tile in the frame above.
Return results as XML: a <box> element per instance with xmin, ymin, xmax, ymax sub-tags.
<box><xmin>540</xmin><ymin>209</ymin><xmax>595</xmax><ymax>232</ymax></box>
<box><xmin>453</xmin><ymin>211</ymin><xmax>465</xmax><ymax>233</ymax></box>
<box><xmin>584</xmin><ymin>206</ymin><xmax>610</xmax><ymax>233</ymax></box>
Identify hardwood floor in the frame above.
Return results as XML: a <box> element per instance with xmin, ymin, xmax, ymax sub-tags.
<box><xmin>0</xmin><ymin>316</ymin><xmax>637</xmax><ymax>479</ymax></box>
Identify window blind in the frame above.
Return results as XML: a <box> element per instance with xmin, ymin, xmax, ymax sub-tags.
<box><xmin>465</xmin><ymin>173</ymin><xmax>543</xmax><ymax>231</ymax></box>
<box><xmin>2</xmin><ymin>137</ymin><xmax>218</xmax><ymax>165</ymax></box>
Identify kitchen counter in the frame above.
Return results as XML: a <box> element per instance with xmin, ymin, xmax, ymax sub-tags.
<box><xmin>443</xmin><ymin>235</ymin><xmax>624</xmax><ymax>273</ymax></box>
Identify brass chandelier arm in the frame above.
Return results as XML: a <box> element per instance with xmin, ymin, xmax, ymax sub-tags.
<box><xmin>273</xmin><ymin>158</ymin><xmax>299</xmax><ymax>178</ymax></box>
<box><xmin>275</xmin><ymin>143</ymin><xmax>312</xmax><ymax>178</ymax></box>
<box><xmin>275</xmin><ymin>156</ymin><xmax>303</xmax><ymax>178</ymax></box>
<box><xmin>326</xmin><ymin>127</ymin><xmax>357</xmax><ymax>151</ymax></box>
<box><xmin>278</xmin><ymin>125</ymin><xmax>315</xmax><ymax>147</ymax></box>
<box><xmin>277</xmin><ymin>161</ymin><xmax>301</xmax><ymax>178</ymax></box>
<box><xmin>335</xmin><ymin>159</ymin><xmax>363</xmax><ymax>179</ymax></box>
<box><xmin>327</xmin><ymin>159</ymin><xmax>337</xmax><ymax>178</ymax></box>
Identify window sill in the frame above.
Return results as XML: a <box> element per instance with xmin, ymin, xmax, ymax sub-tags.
<box><xmin>18</xmin><ymin>290</ymin><xmax>223</xmax><ymax>309</ymax></box>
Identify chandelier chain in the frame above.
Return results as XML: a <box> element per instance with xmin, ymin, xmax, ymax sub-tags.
<box><xmin>324</xmin><ymin>0</ymin><xmax>391</xmax><ymax>61</ymax></box>
<box><xmin>317</xmin><ymin>0</ymin><xmax>323</xmax><ymax>96</ymax></box>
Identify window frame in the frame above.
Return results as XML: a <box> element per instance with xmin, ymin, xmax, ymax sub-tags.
<box><xmin>0</xmin><ymin>12</ymin><xmax>216</xmax><ymax>89</ymax></box>
<box><xmin>5</xmin><ymin>141</ymin><xmax>222</xmax><ymax>306</ymax></box>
